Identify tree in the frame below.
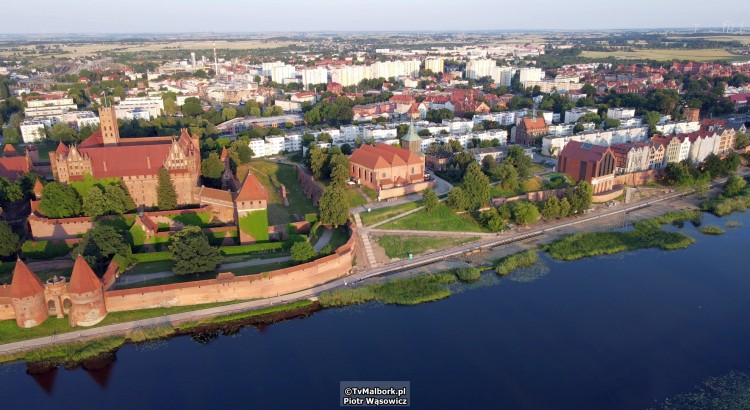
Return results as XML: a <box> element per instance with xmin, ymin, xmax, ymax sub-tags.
<box><xmin>422</xmin><ymin>188</ymin><xmax>439</xmax><ymax>214</ymax></box>
<box><xmin>157</xmin><ymin>167</ymin><xmax>178</xmax><ymax>210</ymax></box>
<box><xmin>566</xmin><ymin>181</ymin><xmax>593</xmax><ymax>214</ymax></box>
<box><xmin>505</xmin><ymin>146</ymin><xmax>532</xmax><ymax>178</ymax></box>
<box><xmin>603</xmin><ymin>118</ymin><xmax>621</xmax><ymax>130</ymax></box>
<box><xmin>495</xmin><ymin>162</ymin><xmax>519</xmax><ymax>191</ymax></box>
<box><xmin>39</xmin><ymin>182</ymin><xmax>82</xmax><ymax>218</ymax></box>
<box><xmin>104</xmin><ymin>183</ymin><xmax>134</xmax><ymax>215</ymax></box>
<box><xmin>169</xmin><ymin>225</ymin><xmax>222</xmax><ymax>275</ymax></box>
<box><xmin>340</xmin><ymin>143</ymin><xmax>353</xmax><ymax>155</ymax></box>
<box><xmin>512</xmin><ymin>201</ymin><xmax>540</xmax><ymax>226</ymax></box>
<box><xmin>446</xmin><ymin>187</ymin><xmax>469</xmax><ymax>211</ymax></box>
<box><xmin>76</xmin><ymin>224</ymin><xmax>134</xmax><ymax>274</ymax></box>
<box><xmin>559</xmin><ymin>197</ymin><xmax>572</xmax><ymax>217</ymax></box>
<box><xmin>182</xmin><ymin>97</ymin><xmax>203</xmax><ymax>117</ymax></box>
<box><xmin>309</xmin><ymin>144</ymin><xmax>326</xmax><ymax>179</ymax></box>
<box><xmin>82</xmin><ymin>186</ymin><xmax>108</xmax><ymax>217</ymax></box>
<box><xmin>573</xmin><ymin>123</ymin><xmax>585</xmax><ymax>133</ymax></box>
<box><xmin>328</xmin><ymin>153</ymin><xmax>350</xmax><ymax>185</ymax></box>
<box><xmin>49</xmin><ymin>123</ymin><xmax>79</xmax><ymax>142</ymax></box>
<box><xmin>0</xmin><ymin>221</ymin><xmax>19</xmax><ymax>257</ymax></box>
<box><xmin>461</xmin><ymin>162</ymin><xmax>490</xmax><ymax>210</ymax></box>
<box><xmin>319</xmin><ymin>183</ymin><xmax>350</xmax><ymax>227</ymax></box>
<box><xmin>2</xmin><ymin>127</ymin><xmax>21</xmax><ymax>144</ymax></box>
<box><xmin>221</xmin><ymin>106</ymin><xmax>237</xmax><ymax>121</ymax></box>
<box><xmin>540</xmin><ymin>195</ymin><xmax>561</xmax><ymax>220</ymax></box>
<box><xmin>201</xmin><ymin>152</ymin><xmax>224</xmax><ymax>179</ymax></box>
<box><xmin>0</xmin><ymin>177</ymin><xmax>23</xmax><ymax>207</ymax></box>
<box><xmin>735</xmin><ymin>132</ymin><xmax>750</xmax><ymax>149</ymax></box>
<box><xmin>290</xmin><ymin>241</ymin><xmax>317</xmax><ymax>264</ymax></box>
<box><xmin>723</xmin><ymin>176</ymin><xmax>747</xmax><ymax>197</ymax></box>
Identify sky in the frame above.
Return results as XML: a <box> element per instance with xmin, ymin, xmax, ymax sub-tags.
<box><xmin>3</xmin><ymin>0</ymin><xmax>750</xmax><ymax>34</ymax></box>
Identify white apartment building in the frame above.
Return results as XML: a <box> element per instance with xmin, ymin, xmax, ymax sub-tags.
<box><xmin>116</xmin><ymin>97</ymin><xmax>164</xmax><ymax>119</ymax></box>
<box><xmin>274</xmin><ymin>100</ymin><xmax>303</xmax><ymax>113</ymax></box>
<box><xmin>415</xmin><ymin>121</ymin><xmax>450</xmax><ymax>135</ymax></box>
<box><xmin>261</xmin><ymin>61</ymin><xmax>285</xmax><ymax>77</ymax></box>
<box><xmin>518</xmin><ymin>68</ymin><xmax>544</xmax><ymax>84</ymax></box>
<box><xmin>564</xmin><ymin>107</ymin><xmax>598</xmax><ymax>124</ymax></box>
<box><xmin>363</xmin><ymin>125</ymin><xmax>398</xmax><ymax>140</ymax></box>
<box><xmin>61</xmin><ymin>111</ymin><xmax>100</xmax><ymax>130</ymax></box>
<box><xmin>26</xmin><ymin>98</ymin><xmax>77</xmax><ymax>110</ymax></box>
<box><xmin>607</xmin><ymin>107</ymin><xmax>636</xmax><ymax>120</ymax></box>
<box><xmin>424</xmin><ymin>58</ymin><xmax>444</xmax><ymax>74</ymax></box>
<box><xmin>466</xmin><ymin>59</ymin><xmax>496</xmax><ymax>80</ymax></box>
<box><xmin>547</xmin><ymin>122</ymin><xmax>595</xmax><ymax>137</ymax></box>
<box><xmin>542</xmin><ymin>127</ymin><xmax>649</xmax><ymax>156</ymax></box>
<box><xmin>20</xmin><ymin>120</ymin><xmax>47</xmax><ymax>143</ymax></box>
<box><xmin>284</xmin><ymin>134</ymin><xmax>302</xmax><ymax>152</ymax></box>
<box><xmin>300</xmin><ymin>68</ymin><xmax>328</xmax><ymax>87</ymax></box>
<box><xmin>331</xmin><ymin>65</ymin><xmax>370</xmax><ymax>87</ymax></box>
<box><xmin>270</xmin><ymin>65</ymin><xmax>296</xmax><ymax>83</ymax></box>
<box><xmin>654</xmin><ymin>121</ymin><xmax>700</xmax><ymax>135</ymax></box>
<box><xmin>490</xmin><ymin>66</ymin><xmax>515</xmax><ymax>87</ymax></box>
<box><xmin>442</xmin><ymin>118</ymin><xmax>473</xmax><ymax>134</ymax></box>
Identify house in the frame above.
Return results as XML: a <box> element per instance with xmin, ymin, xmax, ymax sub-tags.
<box><xmin>349</xmin><ymin>143</ymin><xmax>426</xmax><ymax>192</ymax></box>
<box><xmin>0</xmin><ymin>144</ymin><xmax>34</xmax><ymax>180</ymax></box>
<box><xmin>516</xmin><ymin>117</ymin><xmax>548</xmax><ymax>146</ymax></box>
<box><xmin>557</xmin><ymin>141</ymin><xmax>616</xmax><ymax>194</ymax></box>
<box><xmin>651</xmin><ymin>135</ymin><xmax>691</xmax><ymax>164</ymax></box>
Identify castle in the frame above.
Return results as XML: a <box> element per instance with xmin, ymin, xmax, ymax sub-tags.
<box><xmin>49</xmin><ymin>107</ymin><xmax>202</xmax><ymax>207</ymax></box>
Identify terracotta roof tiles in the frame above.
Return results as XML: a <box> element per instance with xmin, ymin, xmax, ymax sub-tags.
<box><xmin>236</xmin><ymin>171</ymin><xmax>268</xmax><ymax>201</ymax></box>
<box><xmin>10</xmin><ymin>260</ymin><xmax>44</xmax><ymax>299</ymax></box>
<box><xmin>68</xmin><ymin>256</ymin><xmax>103</xmax><ymax>294</ymax></box>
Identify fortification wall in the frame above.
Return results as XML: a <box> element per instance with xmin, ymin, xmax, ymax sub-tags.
<box><xmin>614</xmin><ymin>169</ymin><xmax>664</xmax><ymax>186</ymax></box>
<box><xmin>29</xmin><ymin>215</ymin><xmax>93</xmax><ymax>240</ymax></box>
<box><xmin>103</xmin><ymin>226</ymin><xmax>357</xmax><ymax>312</ymax></box>
<box><xmin>378</xmin><ymin>181</ymin><xmax>433</xmax><ymax>200</ymax></box>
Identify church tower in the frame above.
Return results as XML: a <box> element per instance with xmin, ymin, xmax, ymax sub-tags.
<box><xmin>401</xmin><ymin>122</ymin><xmax>422</xmax><ymax>155</ymax></box>
<box><xmin>98</xmin><ymin>106</ymin><xmax>120</xmax><ymax>146</ymax></box>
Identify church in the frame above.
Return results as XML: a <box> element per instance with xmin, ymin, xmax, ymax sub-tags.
<box><xmin>49</xmin><ymin>106</ymin><xmax>202</xmax><ymax>207</ymax></box>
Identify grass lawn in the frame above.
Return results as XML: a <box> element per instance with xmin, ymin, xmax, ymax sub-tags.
<box><xmin>359</xmin><ymin>201</ymin><xmax>421</xmax><ymax>226</ymax></box>
<box><xmin>249</xmin><ymin>160</ymin><xmax>317</xmax><ymax>225</ymax></box>
<box><xmin>70</xmin><ymin>175</ymin><xmax>123</xmax><ymax>197</ymax></box>
<box><xmin>230</xmin><ymin>260</ymin><xmax>294</xmax><ymax>276</ymax></box>
<box><xmin>528</xmin><ymin>163</ymin><xmax>548</xmax><ymax>175</ymax></box>
<box><xmin>376</xmin><ymin>235</ymin><xmax>480</xmax><ymax>259</ymax></box>
<box><xmin>581</xmin><ymin>48</ymin><xmax>738</xmax><ymax>62</ymax></box>
<box><xmin>238</xmin><ymin>210</ymin><xmax>269</xmax><ymax>241</ymax></box>
<box><xmin>124</xmin><ymin>260</ymin><xmax>173</xmax><ymax>276</ymax></box>
<box><xmin>523</xmin><ymin>177</ymin><xmax>543</xmax><ymax>192</ymax></box>
<box><xmin>378</xmin><ymin>203</ymin><xmax>486</xmax><ymax>232</ymax></box>
<box><xmin>346</xmin><ymin>188</ymin><xmax>367</xmax><ymax>208</ymax></box>
<box><xmin>361</xmin><ymin>186</ymin><xmax>378</xmax><ymax>201</ymax></box>
<box><xmin>491</xmin><ymin>177</ymin><xmax>544</xmax><ymax>198</ymax></box>
<box><xmin>0</xmin><ymin>301</ymin><xmax>243</xmax><ymax>345</ymax></box>
<box><xmin>168</xmin><ymin>212</ymin><xmax>212</xmax><ymax>227</ymax></box>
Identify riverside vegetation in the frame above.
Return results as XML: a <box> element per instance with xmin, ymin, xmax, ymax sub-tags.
<box><xmin>494</xmin><ymin>250</ymin><xmax>539</xmax><ymax>275</ymax></box>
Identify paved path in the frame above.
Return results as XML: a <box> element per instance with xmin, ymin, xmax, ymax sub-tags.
<box><xmin>353</xmin><ymin>213</ymin><xmax>377</xmax><ymax>268</ymax></box>
<box><xmin>0</xmin><ymin>188</ymin><xmax>704</xmax><ymax>355</ymax></box>
<box><xmin>313</xmin><ymin>228</ymin><xmax>333</xmax><ymax>252</ymax></box>
<box><xmin>368</xmin><ymin>228</ymin><xmax>495</xmax><ymax>238</ymax></box>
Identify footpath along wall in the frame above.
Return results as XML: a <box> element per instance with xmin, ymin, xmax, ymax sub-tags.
<box><xmin>103</xmin><ymin>224</ymin><xmax>357</xmax><ymax>312</ymax></box>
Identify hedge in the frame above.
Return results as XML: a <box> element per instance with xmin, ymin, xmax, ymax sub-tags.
<box><xmin>219</xmin><ymin>242</ymin><xmax>283</xmax><ymax>256</ymax></box>
<box><xmin>305</xmin><ymin>213</ymin><xmax>319</xmax><ymax>223</ymax></box>
<box><xmin>132</xmin><ymin>251</ymin><xmax>171</xmax><ymax>263</ymax></box>
<box><xmin>21</xmin><ymin>240</ymin><xmax>76</xmax><ymax>260</ymax></box>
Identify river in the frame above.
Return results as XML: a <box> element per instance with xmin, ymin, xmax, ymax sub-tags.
<box><xmin>1</xmin><ymin>211</ymin><xmax>749</xmax><ymax>409</ymax></box>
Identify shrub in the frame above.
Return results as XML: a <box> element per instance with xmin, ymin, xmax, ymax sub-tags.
<box><xmin>453</xmin><ymin>267</ymin><xmax>481</xmax><ymax>283</ymax></box>
<box><xmin>494</xmin><ymin>250</ymin><xmax>538</xmax><ymax>275</ymax></box>
<box><xmin>699</xmin><ymin>225</ymin><xmax>725</xmax><ymax>235</ymax></box>
<box><xmin>318</xmin><ymin>273</ymin><xmax>457</xmax><ymax>307</ymax></box>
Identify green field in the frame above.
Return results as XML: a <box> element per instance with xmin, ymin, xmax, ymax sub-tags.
<box><xmin>376</xmin><ymin>235</ymin><xmax>480</xmax><ymax>259</ymax></box>
<box><xmin>378</xmin><ymin>203</ymin><xmax>485</xmax><ymax>232</ymax></box>
<box><xmin>248</xmin><ymin>161</ymin><xmax>317</xmax><ymax>225</ymax></box>
<box><xmin>581</xmin><ymin>48</ymin><xmax>738</xmax><ymax>62</ymax></box>
<box><xmin>359</xmin><ymin>201</ymin><xmax>422</xmax><ymax>226</ymax></box>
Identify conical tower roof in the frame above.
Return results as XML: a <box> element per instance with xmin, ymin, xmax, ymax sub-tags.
<box><xmin>68</xmin><ymin>256</ymin><xmax>102</xmax><ymax>294</ymax></box>
<box><xmin>401</xmin><ymin>122</ymin><xmax>422</xmax><ymax>142</ymax></box>
<box><xmin>10</xmin><ymin>260</ymin><xmax>45</xmax><ymax>299</ymax></box>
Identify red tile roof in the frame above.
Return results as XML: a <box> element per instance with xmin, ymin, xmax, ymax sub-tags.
<box><xmin>2</xmin><ymin>144</ymin><xmax>18</xmax><ymax>157</ymax></box>
<box><xmin>10</xmin><ymin>260</ymin><xmax>44</xmax><ymax>299</ymax></box>
<box><xmin>68</xmin><ymin>256</ymin><xmax>103</xmax><ymax>294</ymax></box>
<box><xmin>560</xmin><ymin>140</ymin><xmax>611</xmax><ymax>163</ymax></box>
<box><xmin>0</xmin><ymin>155</ymin><xmax>30</xmax><ymax>179</ymax></box>
<box><xmin>236</xmin><ymin>171</ymin><xmax>268</xmax><ymax>201</ymax></box>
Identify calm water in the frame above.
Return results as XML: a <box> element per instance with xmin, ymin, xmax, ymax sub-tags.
<box><xmin>1</xmin><ymin>212</ymin><xmax>750</xmax><ymax>409</ymax></box>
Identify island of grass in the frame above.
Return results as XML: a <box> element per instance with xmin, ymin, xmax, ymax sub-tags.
<box><xmin>494</xmin><ymin>250</ymin><xmax>539</xmax><ymax>275</ymax></box>
<box><xmin>699</xmin><ymin>225</ymin><xmax>725</xmax><ymax>235</ymax></box>
<box><xmin>544</xmin><ymin>211</ymin><xmax>699</xmax><ymax>261</ymax></box>
<box><xmin>319</xmin><ymin>272</ymin><xmax>457</xmax><ymax>307</ymax></box>
<box><xmin>378</xmin><ymin>203</ymin><xmax>486</xmax><ymax>232</ymax></box>
<box><xmin>376</xmin><ymin>235</ymin><xmax>480</xmax><ymax>259</ymax></box>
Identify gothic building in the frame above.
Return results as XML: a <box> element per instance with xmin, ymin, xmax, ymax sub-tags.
<box><xmin>49</xmin><ymin>107</ymin><xmax>201</xmax><ymax>207</ymax></box>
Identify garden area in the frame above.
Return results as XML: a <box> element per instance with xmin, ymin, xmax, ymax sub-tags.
<box><xmin>248</xmin><ymin>160</ymin><xmax>318</xmax><ymax>225</ymax></box>
<box><xmin>359</xmin><ymin>201</ymin><xmax>422</xmax><ymax>226</ymax></box>
<box><xmin>378</xmin><ymin>203</ymin><xmax>487</xmax><ymax>232</ymax></box>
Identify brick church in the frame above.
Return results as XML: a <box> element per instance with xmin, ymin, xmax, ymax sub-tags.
<box><xmin>49</xmin><ymin>107</ymin><xmax>201</xmax><ymax>206</ymax></box>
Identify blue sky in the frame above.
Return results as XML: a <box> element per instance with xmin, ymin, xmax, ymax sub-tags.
<box><xmin>3</xmin><ymin>0</ymin><xmax>749</xmax><ymax>33</ymax></box>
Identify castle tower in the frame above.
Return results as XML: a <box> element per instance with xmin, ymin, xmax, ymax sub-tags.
<box><xmin>98</xmin><ymin>106</ymin><xmax>120</xmax><ymax>146</ymax></box>
<box><xmin>401</xmin><ymin>122</ymin><xmax>423</xmax><ymax>156</ymax></box>
<box><xmin>67</xmin><ymin>256</ymin><xmax>107</xmax><ymax>327</ymax></box>
<box><xmin>10</xmin><ymin>259</ymin><xmax>48</xmax><ymax>328</ymax></box>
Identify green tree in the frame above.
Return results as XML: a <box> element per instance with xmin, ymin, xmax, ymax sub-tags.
<box><xmin>0</xmin><ymin>221</ymin><xmax>19</xmax><ymax>257</ymax></box>
<box><xmin>723</xmin><ymin>176</ymin><xmax>747</xmax><ymax>197</ymax></box>
<box><xmin>39</xmin><ymin>182</ymin><xmax>82</xmax><ymax>218</ymax></box>
<box><xmin>566</xmin><ymin>181</ymin><xmax>593</xmax><ymax>214</ymax></box>
<box><xmin>157</xmin><ymin>167</ymin><xmax>178</xmax><ymax>210</ymax></box>
<box><xmin>76</xmin><ymin>224</ymin><xmax>134</xmax><ymax>274</ymax></box>
<box><xmin>540</xmin><ymin>195</ymin><xmax>561</xmax><ymax>220</ymax></box>
<box><xmin>461</xmin><ymin>162</ymin><xmax>490</xmax><ymax>210</ymax></box>
<box><xmin>319</xmin><ymin>183</ymin><xmax>350</xmax><ymax>227</ymax></box>
<box><xmin>446</xmin><ymin>187</ymin><xmax>469</xmax><ymax>211</ymax></box>
<box><xmin>221</xmin><ymin>106</ymin><xmax>237</xmax><ymax>121</ymax></box>
<box><xmin>2</xmin><ymin>127</ymin><xmax>21</xmax><ymax>144</ymax></box>
<box><xmin>290</xmin><ymin>241</ymin><xmax>317</xmax><ymax>264</ymax></box>
<box><xmin>512</xmin><ymin>201</ymin><xmax>540</xmax><ymax>225</ymax></box>
<box><xmin>0</xmin><ymin>177</ymin><xmax>23</xmax><ymax>207</ymax></box>
<box><xmin>49</xmin><ymin>123</ymin><xmax>79</xmax><ymax>142</ymax></box>
<box><xmin>82</xmin><ymin>186</ymin><xmax>108</xmax><ymax>217</ymax></box>
<box><xmin>422</xmin><ymin>188</ymin><xmax>439</xmax><ymax>214</ymax></box>
<box><xmin>328</xmin><ymin>153</ymin><xmax>350</xmax><ymax>185</ymax></box>
<box><xmin>495</xmin><ymin>162</ymin><xmax>519</xmax><ymax>192</ymax></box>
<box><xmin>603</xmin><ymin>118</ymin><xmax>621</xmax><ymax>130</ymax></box>
<box><xmin>505</xmin><ymin>146</ymin><xmax>532</xmax><ymax>178</ymax></box>
<box><xmin>309</xmin><ymin>144</ymin><xmax>326</xmax><ymax>179</ymax></box>
<box><xmin>181</xmin><ymin>97</ymin><xmax>203</xmax><ymax>117</ymax></box>
<box><xmin>104</xmin><ymin>183</ymin><xmax>134</xmax><ymax>215</ymax></box>
<box><xmin>169</xmin><ymin>225</ymin><xmax>222</xmax><ymax>275</ymax></box>
<box><xmin>735</xmin><ymin>132</ymin><xmax>750</xmax><ymax>149</ymax></box>
<box><xmin>201</xmin><ymin>152</ymin><xmax>225</xmax><ymax>179</ymax></box>
<box><xmin>559</xmin><ymin>197</ymin><xmax>572</xmax><ymax>217</ymax></box>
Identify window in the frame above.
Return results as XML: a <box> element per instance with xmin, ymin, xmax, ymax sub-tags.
<box><xmin>382</xmin><ymin>172</ymin><xmax>387</xmax><ymax>178</ymax></box>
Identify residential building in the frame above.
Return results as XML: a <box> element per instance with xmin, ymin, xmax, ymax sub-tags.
<box><xmin>607</xmin><ymin>108</ymin><xmax>636</xmax><ymax>120</ymax></box>
<box><xmin>684</xmin><ymin>107</ymin><xmax>700</xmax><ymax>122</ymax></box>
<box><xmin>490</xmin><ymin>66</ymin><xmax>515</xmax><ymax>87</ymax></box>
<box><xmin>652</xmin><ymin>135</ymin><xmax>691</xmax><ymax>164</ymax></box>
<box><xmin>466</xmin><ymin>59</ymin><xmax>496</xmax><ymax>80</ymax></box>
<box><xmin>610</xmin><ymin>143</ymin><xmax>650</xmax><ymax>174</ymax></box>
<box><xmin>557</xmin><ymin>141</ymin><xmax>616</xmax><ymax>194</ymax></box>
<box><xmin>564</xmin><ymin>107</ymin><xmax>598</xmax><ymax>124</ymax></box>
<box><xmin>300</xmin><ymin>67</ymin><xmax>328</xmax><ymax>88</ymax></box>
<box><xmin>424</xmin><ymin>58</ymin><xmax>444</xmax><ymax>74</ymax></box>
<box><xmin>0</xmin><ymin>144</ymin><xmax>34</xmax><ymax>180</ymax></box>
<box><xmin>115</xmin><ymin>97</ymin><xmax>164</xmax><ymax>120</ymax></box>
<box><xmin>20</xmin><ymin>120</ymin><xmax>47</xmax><ymax>143</ymax></box>
<box><xmin>518</xmin><ymin>68</ymin><xmax>544</xmax><ymax>84</ymax></box>
<box><xmin>542</xmin><ymin>127</ymin><xmax>648</xmax><ymax>157</ymax></box>
<box><xmin>270</xmin><ymin>65</ymin><xmax>296</xmax><ymax>83</ymax></box>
